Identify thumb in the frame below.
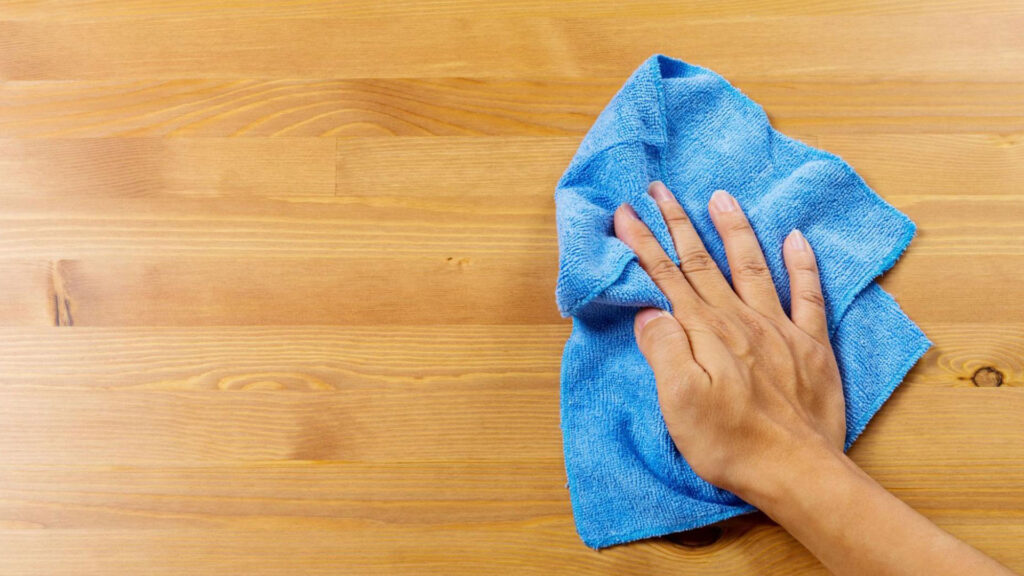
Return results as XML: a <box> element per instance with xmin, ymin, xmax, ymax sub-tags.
<box><xmin>634</xmin><ymin>308</ymin><xmax>698</xmax><ymax>380</ymax></box>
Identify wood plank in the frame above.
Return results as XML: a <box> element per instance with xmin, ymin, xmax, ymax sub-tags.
<box><xmin>0</xmin><ymin>78</ymin><xmax>607</xmax><ymax>138</ymax></box>
<box><xmin>905</xmin><ymin>322</ymin><xmax>1023</xmax><ymax>388</ymax></box>
<box><xmin>0</xmin><ymin>138</ymin><xmax>335</xmax><ymax>197</ymax></box>
<box><xmin>0</xmin><ymin>169</ymin><xmax>1020</xmax><ymax>325</ymax></box>
<box><xmin>0</xmin><ymin>191</ymin><xmax>556</xmax><ymax>259</ymax></box>
<box><xmin>0</xmin><ymin>383</ymin><xmax>1020</xmax><ymax>495</ymax></box>
<box><xmin>0</xmin><ymin>386</ymin><xmax>1020</xmax><ymax>574</ymax></box>
<box><xmin>5</xmin><ymin>522</ymin><xmax>1019</xmax><ymax>576</ymax></box>
<box><xmin>0</xmin><ymin>321</ymin><xmax>1018</xmax><ymax>391</ymax></box>
<box><xmin>816</xmin><ymin>133</ymin><xmax>1024</xmax><ymax>197</ymax></box>
<box><xmin>0</xmin><ymin>238</ymin><xmax>1021</xmax><ymax>327</ymax></box>
<box><xmin>338</xmin><ymin>137</ymin><xmax>578</xmax><ymax>198</ymax></box>
<box><xmin>0</xmin><ymin>328</ymin><xmax>1020</xmax><ymax>464</ymax></box>
<box><xmin>0</xmin><ymin>256</ymin><xmax>558</xmax><ymax>326</ymax></box>
<box><xmin>0</xmin><ymin>325</ymin><xmax>566</xmax><ymax>390</ymax></box>
<box><xmin>1</xmin><ymin>15</ymin><xmax>1023</xmax><ymax>81</ymax></box>
<box><xmin>0</xmin><ymin>460</ymin><xmax>574</xmax><ymax>529</ymax></box>
<box><xmin>0</xmin><ymin>322</ymin><xmax>1021</xmax><ymax>572</ymax></box>
<box><xmin>876</xmin><ymin>254</ymin><xmax>1024</xmax><ymax>324</ymax></box>
<box><xmin>3</xmin><ymin>135</ymin><xmax>1021</xmax><ymax>201</ymax></box>
<box><xmin>0</xmin><ymin>523</ymin><xmax>823</xmax><ymax>576</ymax></box>
<box><xmin>336</xmin><ymin>135</ymin><xmax>1024</xmax><ymax>198</ymax></box>
<box><xmin>3</xmin><ymin>519</ymin><xmax>1019</xmax><ymax>576</ymax></box>
<box><xmin>1</xmin><ymin>79</ymin><xmax>1022</xmax><ymax>137</ymax></box>
<box><xmin>0</xmin><ymin>141</ymin><xmax>1021</xmax><ymax>257</ymax></box>
<box><xmin>0</xmin><ymin>389</ymin><xmax>559</xmax><ymax>464</ymax></box>
<box><xmin>0</xmin><ymin>472</ymin><xmax>1018</xmax><ymax>574</ymax></box>
<box><xmin>0</xmin><ymin>453</ymin><xmax>1020</xmax><ymax>532</ymax></box>
<box><xmin>0</xmin><ymin>252</ymin><xmax>1020</xmax><ymax>326</ymax></box>
<box><xmin>3</xmin><ymin>0</ymin><xmax>1023</xmax><ymax>21</ymax></box>
<box><xmin>0</xmin><ymin>261</ymin><xmax>55</xmax><ymax>325</ymax></box>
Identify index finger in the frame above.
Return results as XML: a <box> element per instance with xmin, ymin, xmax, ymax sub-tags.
<box><xmin>613</xmin><ymin>203</ymin><xmax>705</xmax><ymax>318</ymax></box>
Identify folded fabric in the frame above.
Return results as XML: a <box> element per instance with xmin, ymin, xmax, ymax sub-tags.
<box><xmin>555</xmin><ymin>54</ymin><xmax>932</xmax><ymax>549</ymax></box>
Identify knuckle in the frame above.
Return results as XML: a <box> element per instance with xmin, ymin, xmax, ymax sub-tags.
<box><xmin>660</xmin><ymin>367</ymin><xmax>707</xmax><ymax>403</ymax></box>
<box><xmin>680</xmin><ymin>250</ymin><xmax>717</xmax><ymax>275</ymax></box>
<box><xmin>684</xmin><ymin>322</ymin><xmax>719</xmax><ymax>343</ymax></box>
<box><xmin>806</xmin><ymin>339</ymin><xmax>835</xmax><ymax>367</ymax></box>
<box><xmin>734</xmin><ymin>309</ymin><xmax>770</xmax><ymax>338</ymax></box>
<box><xmin>725</xmin><ymin>218</ymin><xmax>751</xmax><ymax>235</ymax></box>
<box><xmin>696</xmin><ymin>311</ymin><xmax>732</xmax><ymax>340</ymax></box>
<box><xmin>796</xmin><ymin>288</ymin><xmax>826</xmax><ymax>309</ymax></box>
<box><xmin>792</xmin><ymin>328</ymin><xmax>830</xmax><ymax>357</ymax></box>
<box><xmin>769</xmin><ymin>308</ymin><xmax>793</xmax><ymax>327</ymax></box>
<box><xmin>648</xmin><ymin>258</ymin><xmax>681</xmax><ymax>283</ymax></box>
<box><xmin>735</xmin><ymin>259</ymin><xmax>770</xmax><ymax>277</ymax></box>
<box><xmin>663</xmin><ymin>209</ymin><xmax>692</xmax><ymax>228</ymax></box>
<box><xmin>779</xmin><ymin>322</ymin><xmax>804</xmax><ymax>348</ymax></box>
<box><xmin>793</xmin><ymin>258</ymin><xmax>818</xmax><ymax>273</ymax></box>
<box><xmin>637</xmin><ymin>235</ymin><xmax>663</xmax><ymax>253</ymax></box>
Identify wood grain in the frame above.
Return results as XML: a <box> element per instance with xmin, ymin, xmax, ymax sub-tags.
<box><xmin>2</xmin><ymin>15</ymin><xmax>1023</xmax><ymax>81</ymax></box>
<box><xmin>4</xmin><ymin>0</ymin><xmax>1024</xmax><ymax>20</ymax></box>
<box><xmin>0</xmin><ymin>138</ymin><xmax>337</xmax><ymax>196</ymax></box>
<box><xmin>0</xmin><ymin>325</ymin><xmax>1021</xmax><ymax>573</ymax></box>
<box><xmin>1</xmin><ymin>0</ymin><xmax>1022</xmax><ymax>573</ymax></box>
<box><xmin>0</xmin><ymin>319</ymin><xmax>1018</xmax><ymax>390</ymax></box>
<box><xmin>3</xmin><ymin>136</ymin><xmax>1022</xmax><ymax>201</ymax></box>
<box><xmin>2</xmin><ymin>80</ymin><xmax>1022</xmax><ymax>138</ymax></box>
<box><xmin>4</xmin><ymin>252</ymin><xmax>1024</xmax><ymax>327</ymax></box>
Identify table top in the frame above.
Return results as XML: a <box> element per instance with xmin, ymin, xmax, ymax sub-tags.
<box><xmin>1</xmin><ymin>1</ymin><xmax>1022</xmax><ymax>574</ymax></box>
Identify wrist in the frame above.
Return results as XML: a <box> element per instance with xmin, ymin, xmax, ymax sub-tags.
<box><xmin>736</xmin><ymin>434</ymin><xmax>856</xmax><ymax>515</ymax></box>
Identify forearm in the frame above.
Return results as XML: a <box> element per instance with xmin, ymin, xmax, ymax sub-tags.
<box><xmin>742</xmin><ymin>440</ymin><xmax>1015</xmax><ymax>576</ymax></box>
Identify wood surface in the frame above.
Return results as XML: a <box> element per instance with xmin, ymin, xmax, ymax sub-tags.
<box><xmin>1</xmin><ymin>1</ymin><xmax>1022</xmax><ymax>574</ymax></box>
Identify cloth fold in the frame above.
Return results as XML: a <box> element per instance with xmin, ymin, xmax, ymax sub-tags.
<box><xmin>555</xmin><ymin>54</ymin><xmax>932</xmax><ymax>549</ymax></box>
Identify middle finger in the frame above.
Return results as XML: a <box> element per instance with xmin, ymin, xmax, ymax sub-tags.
<box><xmin>707</xmin><ymin>189</ymin><xmax>787</xmax><ymax>319</ymax></box>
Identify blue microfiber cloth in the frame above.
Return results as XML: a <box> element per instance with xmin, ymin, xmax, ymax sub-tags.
<box><xmin>555</xmin><ymin>54</ymin><xmax>933</xmax><ymax>549</ymax></box>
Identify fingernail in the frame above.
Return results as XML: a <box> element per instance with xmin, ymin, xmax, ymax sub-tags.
<box><xmin>620</xmin><ymin>203</ymin><xmax>639</xmax><ymax>220</ymax></box>
<box><xmin>648</xmin><ymin>181</ymin><xmax>674</xmax><ymax>202</ymax></box>
<box><xmin>636</xmin><ymin>308</ymin><xmax>669</xmax><ymax>332</ymax></box>
<box><xmin>710</xmin><ymin>189</ymin><xmax>736</xmax><ymax>212</ymax></box>
<box><xmin>788</xmin><ymin>229</ymin><xmax>807</xmax><ymax>251</ymax></box>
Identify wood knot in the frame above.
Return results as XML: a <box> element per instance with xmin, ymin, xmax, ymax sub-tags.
<box><xmin>444</xmin><ymin>256</ymin><xmax>471</xmax><ymax>267</ymax></box>
<box><xmin>664</xmin><ymin>525</ymin><xmax>723</xmax><ymax>548</ymax></box>
<box><xmin>971</xmin><ymin>366</ymin><xmax>1004</xmax><ymax>387</ymax></box>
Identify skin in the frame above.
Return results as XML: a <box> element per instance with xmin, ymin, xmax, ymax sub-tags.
<box><xmin>614</xmin><ymin>181</ymin><xmax>1016</xmax><ymax>576</ymax></box>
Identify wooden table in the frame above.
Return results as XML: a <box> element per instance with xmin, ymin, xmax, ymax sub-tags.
<box><xmin>1</xmin><ymin>2</ymin><xmax>1022</xmax><ymax>574</ymax></box>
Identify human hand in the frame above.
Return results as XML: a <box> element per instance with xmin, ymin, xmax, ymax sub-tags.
<box><xmin>613</xmin><ymin>181</ymin><xmax>846</xmax><ymax>503</ymax></box>
<box><xmin>616</xmin><ymin>182</ymin><xmax>1017</xmax><ymax>576</ymax></box>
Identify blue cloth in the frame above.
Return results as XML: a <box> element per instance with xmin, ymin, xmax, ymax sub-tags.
<box><xmin>555</xmin><ymin>54</ymin><xmax>932</xmax><ymax>549</ymax></box>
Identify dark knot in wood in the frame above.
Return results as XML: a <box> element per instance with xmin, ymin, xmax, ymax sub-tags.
<box><xmin>972</xmin><ymin>366</ymin><xmax>1004</xmax><ymax>387</ymax></box>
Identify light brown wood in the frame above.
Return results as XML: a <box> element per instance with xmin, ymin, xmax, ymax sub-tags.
<box><xmin>2</xmin><ymin>80</ymin><xmax>1022</xmax><ymax>137</ymax></box>
<box><xmin>3</xmin><ymin>0</ymin><xmax>1023</xmax><ymax>20</ymax></box>
<box><xmin>3</xmin><ymin>14</ymin><xmax>1024</xmax><ymax>81</ymax></box>
<box><xmin>0</xmin><ymin>1</ymin><xmax>1022</xmax><ymax>574</ymax></box>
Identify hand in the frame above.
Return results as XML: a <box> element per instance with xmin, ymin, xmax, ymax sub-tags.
<box><xmin>613</xmin><ymin>181</ymin><xmax>846</xmax><ymax>501</ymax></box>
<box><xmin>615</xmin><ymin>181</ymin><xmax>1016</xmax><ymax>576</ymax></box>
